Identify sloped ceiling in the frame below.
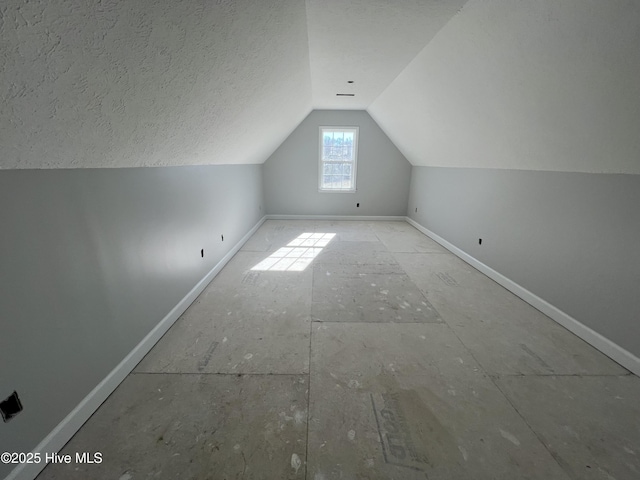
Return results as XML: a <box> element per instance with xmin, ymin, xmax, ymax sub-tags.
<box><xmin>1</xmin><ymin>0</ymin><xmax>466</xmax><ymax>169</ymax></box>
<box><xmin>305</xmin><ymin>0</ymin><xmax>467</xmax><ymax>109</ymax></box>
<box><xmin>2</xmin><ymin>0</ymin><xmax>639</xmax><ymax>173</ymax></box>
<box><xmin>1</xmin><ymin>0</ymin><xmax>313</xmax><ymax>168</ymax></box>
<box><xmin>369</xmin><ymin>0</ymin><xmax>640</xmax><ymax>174</ymax></box>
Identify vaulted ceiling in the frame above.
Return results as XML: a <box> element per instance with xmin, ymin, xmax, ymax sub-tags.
<box><xmin>305</xmin><ymin>0</ymin><xmax>466</xmax><ymax>109</ymax></box>
<box><xmin>2</xmin><ymin>0</ymin><xmax>639</xmax><ymax>173</ymax></box>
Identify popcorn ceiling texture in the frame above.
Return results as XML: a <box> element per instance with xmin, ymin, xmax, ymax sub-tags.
<box><xmin>1</xmin><ymin>0</ymin><xmax>313</xmax><ymax>169</ymax></box>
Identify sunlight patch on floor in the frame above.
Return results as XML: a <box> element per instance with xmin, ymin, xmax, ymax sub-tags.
<box><xmin>251</xmin><ymin>233</ymin><xmax>336</xmax><ymax>271</ymax></box>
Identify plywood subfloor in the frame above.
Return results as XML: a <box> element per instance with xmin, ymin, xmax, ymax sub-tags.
<box><xmin>39</xmin><ymin>220</ymin><xmax>639</xmax><ymax>480</ymax></box>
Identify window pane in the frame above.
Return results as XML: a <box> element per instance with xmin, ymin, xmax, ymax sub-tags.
<box><xmin>323</xmin><ymin>131</ymin><xmax>354</xmax><ymax>162</ymax></box>
<box><xmin>345</xmin><ymin>164</ymin><xmax>351</xmax><ymax>183</ymax></box>
<box><xmin>320</xmin><ymin>128</ymin><xmax>357</xmax><ymax>191</ymax></box>
<box><xmin>332</xmin><ymin>164</ymin><xmax>340</xmax><ymax>189</ymax></box>
<box><xmin>345</xmin><ymin>164</ymin><xmax>352</xmax><ymax>189</ymax></box>
<box><xmin>321</xmin><ymin>162</ymin><xmax>354</xmax><ymax>190</ymax></box>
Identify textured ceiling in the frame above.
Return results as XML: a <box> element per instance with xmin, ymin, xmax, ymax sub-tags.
<box><xmin>1</xmin><ymin>0</ymin><xmax>465</xmax><ymax>169</ymax></box>
<box><xmin>305</xmin><ymin>0</ymin><xmax>467</xmax><ymax>110</ymax></box>
<box><xmin>1</xmin><ymin>0</ymin><xmax>313</xmax><ymax>168</ymax></box>
<box><xmin>2</xmin><ymin>0</ymin><xmax>638</xmax><ymax>172</ymax></box>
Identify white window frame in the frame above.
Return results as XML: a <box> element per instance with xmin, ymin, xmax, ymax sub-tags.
<box><xmin>318</xmin><ymin>126</ymin><xmax>359</xmax><ymax>193</ymax></box>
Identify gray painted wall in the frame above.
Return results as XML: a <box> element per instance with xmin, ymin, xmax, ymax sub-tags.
<box><xmin>408</xmin><ymin>166</ymin><xmax>640</xmax><ymax>358</ymax></box>
<box><xmin>0</xmin><ymin>165</ymin><xmax>263</xmax><ymax>476</ymax></box>
<box><xmin>264</xmin><ymin>110</ymin><xmax>411</xmax><ymax>216</ymax></box>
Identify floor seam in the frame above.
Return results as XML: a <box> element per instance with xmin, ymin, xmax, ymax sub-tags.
<box><xmin>425</xmin><ymin>300</ymin><xmax>574</xmax><ymax>476</ymax></box>
<box><xmin>309</xmin><ymin>320</ymin><xmax>445</xmax><ymax>324</ymax></box>
<box><xmin>491</xmin><ymin>373</ymin><xmax>632</xmax><ymax>377</ymax></box>
<box><xmin>130</xmin><ymin>372</ymin><xmax>309</xmax><ymax>376</ymax></box>
<box><xmin>305</xmin><ymin>253</ymin><xmax>315</xmax><ymax>480</ymax></box>
<box><xmin>490</xmin><ymin>376</ymin><xmax>573</xmax><ymax>477</ymax></box>
<box><xmin>390</xmin><ymin>251</ymin><xmax>452</xmax><ymax>254</ymax></box>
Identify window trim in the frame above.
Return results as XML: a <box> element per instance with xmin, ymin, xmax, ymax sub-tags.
<box><xmin>318</xmin><ymin>126</ymin><xmax>359</xmax><ymax>193</ymax></box>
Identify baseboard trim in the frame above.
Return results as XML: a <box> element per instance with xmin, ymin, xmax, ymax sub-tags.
<box><xmin>405</xmin><ymin>217</ymin><xmax>640</xmax><ymax>377</ymax></box>
<box><xmin>266</xmin><ymin>214</ymin><xmax>405</xmax><ymax>221</ymax></box>
<box><xmin>6</xmin><ymin>216</ymin><xmax>268</xmax><ymax>480</ymax></box>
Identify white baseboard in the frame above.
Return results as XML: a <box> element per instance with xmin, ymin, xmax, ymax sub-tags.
<box><xmin>6</xmin><ymin>216</ymin><xmax>267</xmax><ymax>480</ymax></box>
<box><xmin>405</xmin><ymin>217</ymin><xmax>640</xmax><ymax>377</ymax></box>
<box><xmin>266</xmin><ymin>214</ymin><xmax>405</xmax><ymax>221</ymax></box>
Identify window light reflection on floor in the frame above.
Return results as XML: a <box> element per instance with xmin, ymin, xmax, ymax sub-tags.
<box><xmin>251</xmin><ymin>233</ymin><xmax>336</xmax><ymax>272</ymax></box>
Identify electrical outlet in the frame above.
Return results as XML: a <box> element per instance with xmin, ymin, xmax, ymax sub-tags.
<box><xmin>1</xmin><ymin>391</ymin><xmax>23</xmax><ymax>423</ymax></box>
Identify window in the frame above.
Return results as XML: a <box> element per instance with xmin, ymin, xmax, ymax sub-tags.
<box><xmin>319</xmin><ymin>127</ymin><xmax>358</xmax><ymax>192</ymax></box>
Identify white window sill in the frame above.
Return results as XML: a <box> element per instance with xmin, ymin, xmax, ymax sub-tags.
<box><xmin>318</xmin><ymin>189</ymin><xmax>357</xmax><ymax>194</ymax></box>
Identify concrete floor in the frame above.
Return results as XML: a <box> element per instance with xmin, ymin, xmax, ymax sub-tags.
<box><xmin>39</xmin><ymin>220</ymin><xmax>640</xmax><ymax>480</ymax></box>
